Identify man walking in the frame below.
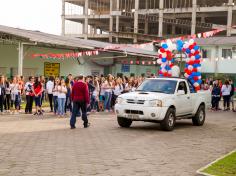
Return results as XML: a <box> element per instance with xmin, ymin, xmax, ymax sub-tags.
<box><xmin>70</xmin><ymin>75</ymin><xmax>90</xmax><ymax>129</ymax></box>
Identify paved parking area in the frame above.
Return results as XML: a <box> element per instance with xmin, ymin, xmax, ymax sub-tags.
<box><xmin>0</xmin><ymin>111</ymin><xmax>235</xmax><ymax>176</ymax></box>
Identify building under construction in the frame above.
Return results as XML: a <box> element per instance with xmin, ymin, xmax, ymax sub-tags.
<box><xmin>62</xmin><ymin>0</ymin><xmax>236</xmax><ymax>43</ymax></box>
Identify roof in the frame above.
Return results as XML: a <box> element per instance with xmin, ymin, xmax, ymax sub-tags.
<box><xmin>0</xmin><ymin>25</ymin><xmax>157</xmax><ymax>57</ymax></box>
<box><xmin>195</xmin><ymin>37</ymin><xmax>236</xmax><ymax>46</ymax></box>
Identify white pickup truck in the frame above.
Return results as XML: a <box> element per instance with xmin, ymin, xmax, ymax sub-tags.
<box><xmin>115</xmin><ymin>77</ymin><xmax>211</xmax><ymax>131</ymax></box>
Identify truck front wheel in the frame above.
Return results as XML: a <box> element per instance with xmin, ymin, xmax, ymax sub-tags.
<box><xmin>192</xmin><ymin>105</ymin><xmax>205</xmax><ymax>126</ymax></box>
<box><xmin>160</xmin><ymin>108</ymin><xmax>176</xmax><ymax>131</ymax></box>
<box><xmin>117</xmin><ymin>117</ymin><xmax>132</xmax><ymax>128</ymax></box>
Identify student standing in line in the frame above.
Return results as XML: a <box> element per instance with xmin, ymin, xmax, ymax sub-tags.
<box><xmin>24</xmin><ymin>76</ymin><xmax>35</xmax><ymax>114</ymax></box>
<box><xmin>221</xmin><ymin>80</ymin><xmax>232</xmax><ymax>111</ymax></box>
<box><xmin>33</xmin><ymin>77</ymin><xmax>44</xmax><ymax>115</ymax></box>
<box><xmin>229</xmin><ymin>80</ymin><xmax>235</xmax><ymax>112</ymax></box>
<box><xmin>65</xmin><ymin>77</ymin><xmax>72</xmax><ymax>114</ymax></box>
<box><xmin>57</xmin><ymin>79</ymin><xmax>67</xmax><ymax>117</ymax></box>
<box><xmin>10</xmin><ymin>77</ymin><xmax>20</xmax><ymax>115</ymax></box>
<box><xmin>4</xmin><ymin>78</ymin><xmax>11</xmax><ymax>113</ymax></box>
<box><xmin>52</xmin><ymin>78</ymin><xmax>60</xmax><ymax>115</ymax></box>
<box><xmin>0</xmin><ymin>76</ymin><xmax>6</xmax><ymax>115</ymax></box>
<box><xmin>46</xmin><ymin>76</ymin><xmax>54</xmax><ymax>112</ymax></box>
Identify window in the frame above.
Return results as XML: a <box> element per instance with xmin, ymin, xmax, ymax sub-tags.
<box><xmin>222</xmin><ymin>49</ymin><xmax>232</xmax><ymax>59</ymax></box>
<box><xmin>178</xmin><ymin>81</ymin><xmax>188</xmax><ymax>94</ymax></box>
<box><xmin>121</xmin><ymin>64</ymin><xmax>130</xmax><ymax>72</ymax></box>
<box><xmin>202</xmin><ymin>49</ymin><xmax>211</xmax><ymax>58</ymax></box>
<box><xmin>136</xmin><ymin>79</ymin><xmax>177</xmax><ymax>94</ymax></box>
<box><xmin>187</xmin><ymin>81</ymin><xmax>196</xmax><ymax>93</ymax></box>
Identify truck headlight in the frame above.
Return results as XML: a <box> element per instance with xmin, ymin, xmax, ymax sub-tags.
<box><xmin>149</xmin><ymin>100</ymin><xmax>162</xmax><ymax>107</ymax></box>
<box><xmin>116</xmin><ymin>97</ymin><xmax>125</xmax><ymax>104</ymax></box>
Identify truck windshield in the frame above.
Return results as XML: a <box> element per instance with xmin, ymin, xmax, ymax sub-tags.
<box><xmin>136</xmin><ymin>79</ymin><xmax>177</xmax><ymax>94</ymax></box>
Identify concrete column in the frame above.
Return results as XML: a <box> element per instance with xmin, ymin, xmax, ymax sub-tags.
<box><xmin>18</xmin><ymin>42</ymin><xmax>23</xmax><ymax>76</ymax></box>
<box><xmin>201</xmin><ymin>16</ymin><xmax>205</xmax><ymax>23</ymax></box>
<box><xmin>134</xmin><ymin>0</ymin><xmax>139</xmax><ymax>43</ymax></box>
<box><xmin>144</xmin><ymin>0</ymin><xmax>149</xmax><ymax>34</ymax></box>
<box><xmin>227</xmin><ymin>0</ymin><xmax>233</xmax><ymax>36</ymax></box>
<box><xmin>61</xmin><ymin>0</ymin><xmax>65</xmax><ymax>36</ymax></box>
<box><xmin>171</xmin><ymin>25</ymin><xmax>176</xmax><ymax>35</ymax></box>
<box><xmin>191</xmin><ymin>0</ymin><xmax>197</xmax><ymax>35</ymax></box>
<box><xmin>158</xmin><ymin>0</ymin><xmax>164</xmax><ymax>37</ymax></box>
<box><xmin>109</xmin><ymin>0</ymin><xmax>113</xmax><ymax>43</ymax></box>
<box><xmin>84</xmin><ymin>0</ymin><xmax>89</xmax><ymax>39</ymax></box>
<box><xmin>116</xmin><ymin>0</ymin><xmax>120</xmax><ymax>43</ymax></box>
<box><xmin>94</xmin><ymin>26</ymin><xmax>97</xmax><ymax>34</ymax></box>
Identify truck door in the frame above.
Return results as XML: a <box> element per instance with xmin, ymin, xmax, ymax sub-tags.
<box><xmin>175</xmin><ymin>81</ymin><xmax>192</xmax><ymax>115</ymax></box>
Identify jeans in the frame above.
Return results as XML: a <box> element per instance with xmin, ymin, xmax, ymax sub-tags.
<box><xmin>48</xmin><ymin>94</ymin><xmax>53</xmax><ymax>111</ymax></box>
<box><xmin>0</xmin><ymin>95</ymin><xmax>4</xmax><ymax>112</ymax></box>
<box><xmin>35</xmin><ymin>95</ymin><xmax>42</xmax><ymax>107</ymax></box>
<box><xmin>91</xmin><ymin>95</ymin><xmax>98</xmax><ymax>111</ymax></box>
<box><xmin>25</xmin><ymin>95</ymin><xmax>34</xmax><ymax>113</ymax></box>
<box><xmin>104</xmin><ymin>92</ymin><xmax>112</xmax><ymax>111</ymax></box>
<box><xmin>223</xmin><ymin>95</ymin><xmax>230</xmax><ymax>109</ymax></box>
<box><xmin>4</xmin><ymin>94</ymin><xmax>11</xmax><ymax>110</ymax></box>
<box><xmin>70</xmin><ymin>101</ymin><xmax>88</xmax><ymax>128</ymax></box>
<box><xmin>58</xmin><ymin>98</ymin><xmax>66</xmax><ymax>115</ymax></box>
<box><xmin>53</xmin><ymin>96</ymin><xmax>58</xmax><ymax>114</ymax></box>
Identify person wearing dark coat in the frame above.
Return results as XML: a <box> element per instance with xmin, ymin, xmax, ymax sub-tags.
<box><xmin>211</xmin><ymin>80</ymin><xmax>221</xmax><ymax>111</ymax></box>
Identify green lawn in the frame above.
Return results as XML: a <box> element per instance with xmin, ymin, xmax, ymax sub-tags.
<box><xmin>21</xmin><ymin>101</ymin><xmax>50</xmax><ymax>109</ymax></box>
<box><xmin>200</xmin><ymin>151</ymin><xmax>236</xmax><ymax>176</ymax></box>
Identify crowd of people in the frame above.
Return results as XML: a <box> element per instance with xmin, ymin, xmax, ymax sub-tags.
<box><xmin>0</xmin><ymin>74</ymin><xmax>235</xmax><ymax>120</ymax></box>
<box><xmin>202</xmin><ymin>79</ymin><xmax>235</xmax><ymax>112</ymax></box>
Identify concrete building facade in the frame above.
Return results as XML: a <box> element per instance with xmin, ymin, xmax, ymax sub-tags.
<box><xmin>62</xmin><ymin>0</ymin><xmax>236</xmax><ymax>43</ymax></box>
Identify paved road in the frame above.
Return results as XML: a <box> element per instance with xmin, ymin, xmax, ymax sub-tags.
<box><xmin>0</xmin><ymin>111</ymin><xmax>235</xmax><ymax>176</ymax></box>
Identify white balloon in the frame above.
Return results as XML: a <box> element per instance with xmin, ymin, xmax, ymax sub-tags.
<box><xmin>194</xmin><ymin>82</ymin><xmax>199</xmax><ymax>87</ymax></box>
<box><xmin>168</xmin><ymin>70</ymin><xmax>172</xmax><ymax>74</ymax></box>
<box><xmin>162</xmin><ymin>68</ymin><xmax>167</xmax><ymax>73</ymax></box>
<box><xmin>157</xmin><ymin>59</ymin><xmax>162</xmax><ymax>64</ymax></box>
<box><xmin>184</xmin><ymin>73</ymin><xmax>189</xmax><ymax>78</ymax></box>
<box><xmin>198</xmin><ymin>76</ymin><xmax>202</xmax><ymax>80</ymax></box>
<box><xmin>197</xmin><ymin>67</ymin><xmax>202</xmax><ymax>72</ymax></box>
<box><xmin>189</xmin><ymin>39</ymin><xmax>194</xmax><ymax>44</ymax></box>
<box><xmin>183</xmin><ymin>43</ymin><xmax>189</xmax><ymax>49</ymax></box>
<box><xmin>190</xmin><ymin>56</ymin><xmax>195</xmax><ymax>61</ymax></box>
<box><xmin>171</xmin><ymin>44</ymin><xmax>177</xmax><ymax>51</ymax></box>
<box><xmin>162</xmin><ymin>53</ymin><xmax>167</xmax><ymax>58</ymax></box>
<box><xmin>188</xmin><ymin>65</ymin><xmax>193</xmax><ymax>71</ymax></box>
<box><xmin>161</xmin><ymin>63</ymin><xmax>167</xmax><ymax>68</ymax></box>
<box><xmin>172</xmin><ymin>65</ymin><xmax>180</xmax><ymax>77</ymax></box>
<box><xmin>191</xmin><ymin>49</ymin><xmax>195</xmax><ymax>54</ymax></box>
<box><xmin>186</xmin><ymin>58</ymin><xmax>190</xmax><ymax>63</ymax></box>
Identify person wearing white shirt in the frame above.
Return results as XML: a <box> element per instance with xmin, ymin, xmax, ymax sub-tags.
<box><xmin>57</xmin><ymin>79</ymin><xmax>67</xmax><ymax>116</ymax></box>
<box><xmin>221</xmin><ymin>80</ymin><xmax>232</xmax><ymax>111</ymax></box>
<box><xmin>52</xmin><ymin>78</ymin><xmax>60</xmax><ymax>115</ymax></box>
<box><xmin>46</xmin><ymin>77</ymin><xmax>54</xmax><ymax>112</ymax></box>
<box><xmin>112</xmin><ymin>78</ymin><xmax>123</xmax><ymax>108</ymax></box>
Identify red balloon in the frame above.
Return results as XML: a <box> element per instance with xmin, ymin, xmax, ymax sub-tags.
<box><xmin>193</xmin><ymin>68</ymin><xmax>198</xmax><ymax>72</ymax></box>
<box><xmin>160</xmin><ymin>48</ymin><xmax>165</xmax><ymax>53</ymax></box>
<box><xmin>189</xmin><ymin>45</ymin><xmax>194</xmax><ymax>50</ymax></box>
<box><xmin>194</xmin><ymin>50</ymin><xmax>200</xmax><ymax>55</ymax></box>
<box><xmin>163</xmin><ymin>72</ymin><xmax>168</xmax><ymax>77</ymax></box>
<box><xmin>193</xmin><ymin>42</ymin><xmax>197</xmax><ymax>46</ymax></box>
<box><xmin>159</xmin><ymin>71</ymin><xmax>163</xmax><ymax>74</ymax></box>
<box><xmin>186</xmin><ymin>70</ymin><xmax>192</xmax><ymax>75</ymax></box>
<box><xmin>159</xmin><ymin>54</ymin><xmax>162</xmax><ymax>58</ymax></box>
<box><xmin>188</xmin><ymin>60</ymin><xmax>194</xmax><ymax>65</ymax></box>
<box><xmin>194</xmin><ymin>60</ymin><xmax>201</xmax><ymax>64</ymax></box>
<box><xmin>184</xmin><ymin>68</ymin><xmax>188</xmax><ymax>72</ymax></box>
<box><xmin>194</xmin><ymin>76</ymin><xmax>199</xmax><ymax>81</ymax></box>
<box><xmin>195</xmin><ymin>86</ymin><xmax>200</xmax><ymax>91</ymax></box>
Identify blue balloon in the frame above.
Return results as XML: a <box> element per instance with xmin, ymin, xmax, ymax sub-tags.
<box><xmin>171</xmin><ymin>58</ymin><xmax>175</xmax><ymax>63</ymax></box>
<box><xmin>159</xmin><ymin>74</ymin><xmax>163</xmax><ymax>77</ymax></box>
<box><xmin>177</xmin><ymin>47</ymin><xmax>182</xmax><ymax>51</ymax></box>
<box><xmin>195</xmin><ymin>72</ymin><xmax>201</xmax><ymax>76</ymax></box>
<box><xmin>165</xmin><ymin>65</ymin><xmax>171</xmax><ymax>70</ymax></box>
<box><xmin>197</xmin><ymin>80</ymin><xmax>202</xmax><ymax>84</ymax></box>
<box><xmin>195</xmin><ymin>54</ymin><xmax>201</xmax><ymax>59</ymax></box>
<box><xmin>162</xmin><ymin>58</ymin><xmax>167</xmax><ymax>62</ymax></box>
<box><xmin>186</xmin><ymin>48</ymin><xmax>191</xmax><ymax>54</ymax></box>
<box><xmin>194</xmin><ymin>45</ymin><xmax>200</xmax><ymax>50</ymax></box>
<box><xmin>185</xmin><ymin>63</ymin><xmax>189</xmax><ymax>68</ymax></box>
<box><xmin>193</xmin><ymin>64</ymin><xmax>198</xmax><ymax>68</ymax></box>
<box><xmin>162</xmin><ymin>43</ymin><xmax>168</xmax><ymax>49</ymax></box>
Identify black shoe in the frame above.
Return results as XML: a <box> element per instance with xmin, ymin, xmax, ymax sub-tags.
<box><xmin>34</xmin><ymin>112</ymin><xmax>38</xmax><ymax>115</ymax></box>
<box><xmin>84</xmin><ymin>123</ymin><xmax>90</xmax><ymax>128</ymax></box>
<box><xmin>70</xmin><ymin>126</ymin><xmax>76</xmax><ymax>129</ymax></box>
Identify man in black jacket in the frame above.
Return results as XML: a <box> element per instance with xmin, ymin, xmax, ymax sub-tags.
<box><xmin>229</xmin><ymin>80</ymin><xmax>235</xmax><ymax>112</ymax></box>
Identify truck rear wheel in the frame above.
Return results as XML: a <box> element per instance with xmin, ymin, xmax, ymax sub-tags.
<box><xmin>192</xmin><ymin>105</ymin><xmax>205</xmax><ymax>126</ymax></box>
<box><xmin>117</xmin><ymin>117</ymin><xmax>132</xmax><ymax>128</ymax></box>
<box><xmin>160</xmin><ymin>108</ymin><xmax>176</xmax><ymax>131</ymax></box>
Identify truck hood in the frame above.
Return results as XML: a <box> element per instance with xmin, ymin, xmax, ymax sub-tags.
<box><xmin>119</xmin><ymin>91</ymin><xmax>170</xmax><ymax>101</ymax></box>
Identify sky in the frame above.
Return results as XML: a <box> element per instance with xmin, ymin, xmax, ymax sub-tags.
<box><xmin>0</xmin><ymin>0</ymin><xmax>62</xmax><ymax>35</ymax></box>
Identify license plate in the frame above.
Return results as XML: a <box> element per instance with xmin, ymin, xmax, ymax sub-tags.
<box><xmin>127</xmin><ymin>114</ymin><xmax>139</xmax><ymax>119</ymax></box>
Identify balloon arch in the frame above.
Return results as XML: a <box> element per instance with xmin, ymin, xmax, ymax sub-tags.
<box><xmin>157</xmin><ymin>39</ymin><xmax>202</xmax><ymax>91</ymax></box>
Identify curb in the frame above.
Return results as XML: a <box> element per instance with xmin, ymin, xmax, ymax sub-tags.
<box><xmin>196</xmin><ymin>149</ymin><xmax>236</xmax><ymax>176</ymax></box>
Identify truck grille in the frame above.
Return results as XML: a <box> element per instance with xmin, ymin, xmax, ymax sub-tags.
<box><xmin>126</xmin><ymin>99</ymin><xmax>145</xmax><ymax>104</ymax></box>
<box><xmin>125</xmin><ymin>110</ymin><xmax>144</xmax><ymax>115</ymax></box>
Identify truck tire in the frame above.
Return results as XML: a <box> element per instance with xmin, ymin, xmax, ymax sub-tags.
<box><xmin>160</xmin><ymin>108</ymin><xmax>176</xmax><ymax>131</ymax></box>
<box><xmin>117</xmin><ymin>117</ymin><xmax>132</xmax><ymax>128</ymax></box>
<box><xmin>192</xmin><ymin>105</ymin><xmax>205</xmax><ymax>126</ymax></box>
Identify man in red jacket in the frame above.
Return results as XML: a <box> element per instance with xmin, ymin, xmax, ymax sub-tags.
<box><xmin>70</xmin><ymin>75</ymin><xmax>90</xmax><ymax>129</ymax></box>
